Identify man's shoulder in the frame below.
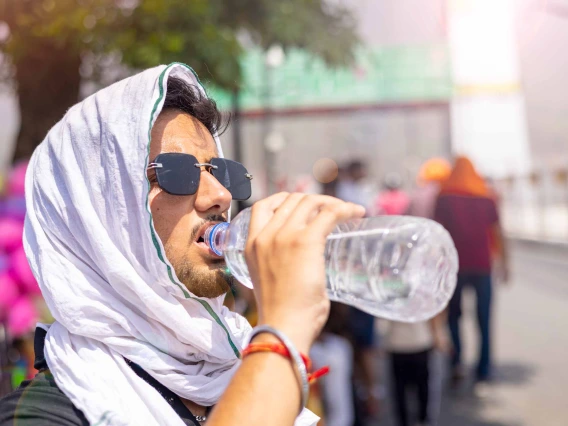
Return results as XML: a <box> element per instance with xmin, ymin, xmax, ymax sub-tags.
<box><xmin>0</xmin><ymin>370</ymin><xmax>89</xmax><ymax>426</ymax></box>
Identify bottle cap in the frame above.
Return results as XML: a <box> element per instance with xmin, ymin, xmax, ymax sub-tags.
<box><xmin>204</xmin><ymin>222</ymin><xmax>229</xmax><ymax>256</ymax></box>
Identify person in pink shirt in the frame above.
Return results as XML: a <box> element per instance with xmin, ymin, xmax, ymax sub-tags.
<box><xmin>374</xmin><ymin>174</ymin><xmax>410</xmax><ymax>216</ymax></box>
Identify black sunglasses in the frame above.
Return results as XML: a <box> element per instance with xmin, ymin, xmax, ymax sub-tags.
<box><xmin>147</xmin><ymin>153</ymin><xmax>253</xmax><ymax>201</ymax></box>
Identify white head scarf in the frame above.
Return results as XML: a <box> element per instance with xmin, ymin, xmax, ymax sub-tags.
<box><xmin>24</xmin><ymin>63</ymin><xmax>317</xmax><ymax>426</ymax></box>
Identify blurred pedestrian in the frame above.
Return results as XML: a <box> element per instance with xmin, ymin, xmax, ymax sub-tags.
<box><xmin>348</xmin><ymin>306</ymin><xmax>381</xmax><ymax>424</ymax></box>
<box><xmin>310</xmin><ymin>303</ymin><xmax>355</xmax><ymax>426</ymax></box>
<box><xmin>380</xmin><ymin>167</ymin><xmax>450</xmax><ymax>426</ymax></box>
<box><xmin>434</xmin><ymin>156</ymin><xmax>509</xmax><ymax>390</ymax></box>
<box><xmin>373</xmin><ymin>173</ymin><xmax>410</xmax><ymax>216</ymax></box>
<box><xmin>321</xmin><ymin>165</ymin><xmax>343</xmax><ymax>198</ymax></box>
<box><xmin>336</xmin><ymin>160</ymin><xmax>374</xmax><ymax>211</ymax></box>
<box><xmin>384</xmin><ymin>314</ymin><xmax>449</xmax><ymax>426</ymax></box>
<box><xmin>309</xmin><ymin>165</ymin><xmax>355</xmax><ymax>426</ymax></box>
<box><xmin>407</xmin><ymin>158</ymin><xmax>452</xmax><ymax>219</ymax></box>
<box><xmin>335</xmin><ymin>160</ymin><xmax>380</xmax><ymax>423</ymax></box>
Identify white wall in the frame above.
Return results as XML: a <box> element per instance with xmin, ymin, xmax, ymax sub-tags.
<box><xmin>448</xmin><ymin>0</ymin><xmax>531</xmax><ymax>178</ymax></box>
<box><xmin>517</xmin><ymin>0</ymin><xmax>568</xmax><ymax>169</ymax></box>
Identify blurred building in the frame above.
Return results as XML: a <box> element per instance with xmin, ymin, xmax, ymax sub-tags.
<box><xmin>213</xmin><ymin>0</ymin><xmax>451</xmax><ymax>199</ymax></box>
<box><xmin>1</xmin><ymin>0</ymin><xmax>568</xmax><ymax>193</ymax></box>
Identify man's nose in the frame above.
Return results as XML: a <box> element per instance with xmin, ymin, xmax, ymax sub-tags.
<box><xmin>194</xmin><ymin>171</ymin><xmax>232</xmax><ymax>214</ymax></box>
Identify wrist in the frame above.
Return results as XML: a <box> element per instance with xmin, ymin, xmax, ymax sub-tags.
<box><xmin>247</xmin><ymin>324</ymin><xmax>311</xmax><ymax>412</ymax></box>
<box><xmin>255</xmin><ymin>322</ymin><xmax>313</xmax><ymax>354</ymax></box>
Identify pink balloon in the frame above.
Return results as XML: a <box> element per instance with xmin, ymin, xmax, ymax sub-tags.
<box><xmin>7</xmin><ymin>296</ymin><xmax>38</xmax><ymax>338</ymax></box>
<box><xmin>11</xmin><ymin>247</ymin><xmax>40</xmax><ymax>296</ymax></box>
<box><xmin>0</xmin><ymin>273</ymin><xmax>20</xmax><ymax>321</ymax></box>
<box><xmin>4</xmin><ymin>196</ymin><xmax>27</xmax><ymax>221</ymax></box>
<box><xmin>0</xmin><ymin>218</ymin><xmax>24</xmax><ymax>253</ymax></box>
<box><xmin>7</xmin><ymin>161</ymin><xmax>28</xmax><ymax>197</ymax></box>
<box><xmin>0</xmin><ymin>252</ymin><xmax>8</xmax><ymax>272</ymax></box>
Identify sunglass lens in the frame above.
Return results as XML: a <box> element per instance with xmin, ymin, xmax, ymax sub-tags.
<box><xmin>154</xmin><ymin>153</ymin><xmax>200</xmax><ymax>195</ymax></box>
<box><xmin>211</xmin><ymin>158</ymin><xmax>252</xmax><ymax>201</ymax></box>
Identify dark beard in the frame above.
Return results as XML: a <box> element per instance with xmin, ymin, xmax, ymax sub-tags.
<box><xmin>171</xmin><ymin>214</ymin><xmax>233</xmax><ymax>298</ymax></box>
<box><xmin>175</xmin><ymin>260</ymin><xmax>234</xmax><ymax>298</ymax></box>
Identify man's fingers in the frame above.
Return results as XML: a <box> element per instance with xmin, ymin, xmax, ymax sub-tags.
<box><xmin>282</xmin><ymin>195</ymin><xmax>343</xmax><ymax>228</ymax></box>
<box><xmin>246</xmin><ymin>193</ymin><xmax>290</xmax><ymax>283</ymax></box>
<box><xmin>259</xmin><ymin>193</ymin><xmax>307</xmax><ymax>236</ymax></box>
<box><xmin>246</xmin><ymin>194</ymin><xmax>365</xmax><ymax>265</ymax></box>
<box><xmin>247</xmin><ymin>192</ymin><xmax>290</xmax><ymax>242</ymax></box>
<box><xmin>306</xmin><ymin>202</ymin><xmax>366</xmax><ymax>239</ymax></box>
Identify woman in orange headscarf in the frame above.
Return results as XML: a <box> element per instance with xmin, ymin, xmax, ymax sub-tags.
<box><xmin>434</xmin><ymin>156</ymin><xmax>508</xmax><ymax>390</ymax></box>
<box><xmin>439</xmin><ymin>157</ymin><xmax>490</xmax><ymax>198</ymax></box>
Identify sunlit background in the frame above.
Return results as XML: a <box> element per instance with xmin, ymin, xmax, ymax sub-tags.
<box><xmin>1</xmin><ymin>1</ymin><xmax>568</xmax><ymax>425</ymax></box>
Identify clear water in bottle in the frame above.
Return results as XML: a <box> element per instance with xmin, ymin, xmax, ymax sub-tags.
<box><xmin>204</xmin><ymin>208</ymin><xmax>458</xmax><ymax>322</ymax></box>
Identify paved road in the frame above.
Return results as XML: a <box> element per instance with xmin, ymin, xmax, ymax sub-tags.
<box><xmin>436</xmin><ymin>240</ymin><xmax>568</xmax><ymax>426</ymax></box>
<box><xmin>375</xmin><ymin>239</ymin><xmax>568</xmax><ymax>426</ymax></box>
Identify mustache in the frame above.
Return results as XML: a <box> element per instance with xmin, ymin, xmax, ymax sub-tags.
<box><xmin>190</xmin><ymin>214</ymin><xmax>227</xmax><ymax>242</ymax></box>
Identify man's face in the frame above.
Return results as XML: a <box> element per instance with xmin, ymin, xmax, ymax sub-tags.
<box><xmin>148</xmin><ymin>109</ymin><xmax>233</xmax><ymax>298</ymax></box>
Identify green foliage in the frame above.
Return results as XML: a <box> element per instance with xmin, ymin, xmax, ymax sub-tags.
<box><xmin>0</xmin><ymin>0</ymin><xmax>358</xmax><ymax>90</ymax></box>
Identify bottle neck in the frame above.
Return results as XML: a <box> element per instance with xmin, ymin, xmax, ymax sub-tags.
<box><xmin>204</xmin><ymin>222</ymin><xmax>230</xmax><ymax>256</ymax></box>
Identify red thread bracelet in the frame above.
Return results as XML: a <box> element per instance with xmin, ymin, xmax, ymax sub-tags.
<box><xmin>242</xmin><ymin>343</ymin><xmax>330</xmax><ymax>384</ymax></box>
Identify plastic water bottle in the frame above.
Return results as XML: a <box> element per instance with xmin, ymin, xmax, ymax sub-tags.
<box><xmin>205</xmin><ymin>208</ymin><xmax>458</xmax><ymax>322</ymax></box>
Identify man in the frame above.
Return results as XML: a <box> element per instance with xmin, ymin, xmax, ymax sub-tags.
<box><xmin>435</xmin><ymin>156</ymin><xmax>509</xmax><ymax>392</ymax></box>
<box><xmin>0</xmin><ymin>64</ymin><xmax>364</xmax><ymax>425</ymax></box>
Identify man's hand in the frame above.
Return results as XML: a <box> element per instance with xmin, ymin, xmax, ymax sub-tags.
<box><xmin>493</xmin><ymin>258</ymin><xmax>511</xmax><ymax>285</ymax></box>
<box><xmin>491</xmin><ymin>223</ymin><xmax>511</xmax><ymax>285</ymax></box>
<box><xmin>244</xmin><ymin>193</ymin><xmax>366</xmax><ymax>353</ymax></box>
<box><xmin>500</xmin><ymin>263</ymin><xmax>511</xmax><ymax>285</ymax></box>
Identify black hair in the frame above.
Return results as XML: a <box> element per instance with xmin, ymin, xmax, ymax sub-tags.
<box><xmin>347</xmin><ymin>160</ymin><xmax>365</xmax><ymax>173</ymax></box>
<box><xmin>162</xmin><ymin>76</ymin><xmax>229</xmax><ymax>136</ymax></box>
<box><xmin>383</xmin><ymin>173</ymin><xmax>403</xmax><ymax>191</ymax></box>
